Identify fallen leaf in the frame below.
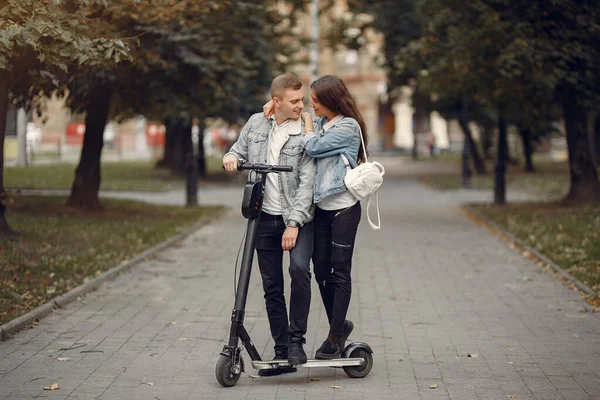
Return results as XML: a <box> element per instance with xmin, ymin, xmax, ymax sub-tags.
<box><xmin>429</xmin><ymin>384</ymin><xmax>438</xmax><ymax>389</ymax></box>
<box><xmin>57</xmin><ymin>357</ymin><xmax>70</xmax><ymax>362</ymax></box>
<box><xmin>309</xmin><ymin>377</ymin><xmax>320</xmax><ymax>381</ymax></box>
<box><xmin>43</xmin><ymin>383</ymin><xmax>59</xmax><ymax>390</ymax></box>
<box><xmin>331</xmin><ymin>385</ymin><xmax>341</xmax><ymax>389</ymax></box>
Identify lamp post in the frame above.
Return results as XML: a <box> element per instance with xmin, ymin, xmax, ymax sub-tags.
<box><xmin>309</xmin><ymin>0</ymin><xmax>319</xmax><ymax>84</ymax></box>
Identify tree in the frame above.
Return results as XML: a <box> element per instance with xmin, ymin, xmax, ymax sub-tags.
<box><xmin>480</xmin><ymin>0</ymin><xmax>600</xmax><ymax>203</ymax></box>
<box><xmin>349</xmin><ymin>0</ymin><xmax>488</xmax><ymax>175</ymax></box>
<box><xmin>0</xmin><ymin>0</ymin><xmax>130</xmax><ymax>234</ymax></box>
<box><xmin>355</xmin><ymin>0</ymin><xmax>600</xmax><ymax>203</ymax></box>
<box><xmin>64</xmin><ymin>0</ymin><xmax>306</xmax><ymax>208</ymax></box>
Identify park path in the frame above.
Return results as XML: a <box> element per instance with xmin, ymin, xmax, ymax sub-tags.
<box><xmin>1</xmin><ymin>156</ymin><xmax>598</xmax><ymax>399</ymax></box>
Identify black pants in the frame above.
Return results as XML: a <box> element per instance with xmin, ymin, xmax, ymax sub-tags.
<box><xmin>256</xmin><ymin>212</ymin><xmax>313</xmax><ymax>356</ymax></box>
<box><xmin>312</xmin><ymin>202</ymin><xmax>361</xmax><ymax>337</ymax></box>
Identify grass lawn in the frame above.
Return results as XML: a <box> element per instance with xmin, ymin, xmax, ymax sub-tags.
<box><xmin>471</xmin><ymin>202</ymin><xmax>600</xmax><ymax>295</ymax></box>
<box><xmin>4</xmin><ymin>157</ymin><xmax>226</xmax><ymax>192</ymax></box>
<box><xmin>419</xmin><ymin>156</ymin><xmax>571</xmax><ymax>199</ymax></box>
<box><xmin>0</xmin><ymin>195</ymin><xmax>224</xmax><ymax>325</ymax></box>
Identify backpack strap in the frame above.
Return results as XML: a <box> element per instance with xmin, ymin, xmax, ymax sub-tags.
<box><xmin>340</xmin><ymin>126</ymin><xmax>381</xmax><ymax>231</ymax></box>
<box><xmin>340</xmin><ymin>153</ymin><xmax>351</xmax><ymax>169</ymax></box>
<box><xmin>365</xmin><ymin>192</ymin><xmax>381</xmax><ymax>231</ymax></box>
<box><xmin>357</xmin><ymin>125</ymin><xmax>368</xmax><ymax>163</ymax></box>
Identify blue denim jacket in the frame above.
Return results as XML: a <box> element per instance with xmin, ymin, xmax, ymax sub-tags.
<box><xmin>303</xmin><ymin>116</ymin><xmax>361</xmax><ymax>203</ymax></box>
<box><xmin>226</xmin><ymin>113</ymin><xmax>316</xmax><ymax>226</ymax></box>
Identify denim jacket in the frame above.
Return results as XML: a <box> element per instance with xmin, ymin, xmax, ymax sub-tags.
<box><xmin>303</xmin><ymin>116</ymin><xmax>361</xmax><ymax>203</ymax></box>
<box><xmin>226</xmin><ymin>113</ymin><xmax>316</xmax><ymax>226</ymax></box>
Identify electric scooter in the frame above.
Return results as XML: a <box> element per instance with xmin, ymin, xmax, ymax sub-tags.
<box><xmin>215</xmin><ymin>160</ymin><xmax>373</xmax><ymax>387</ymax></box>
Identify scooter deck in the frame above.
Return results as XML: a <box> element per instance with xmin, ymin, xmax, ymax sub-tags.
<box><xmin>252</xmin><ymin>358</ymin><xmax>365</xmax><ymax>369</ymax></box>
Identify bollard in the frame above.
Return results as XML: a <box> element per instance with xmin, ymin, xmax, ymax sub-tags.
<box><xmin>185</xmin><ymin>152</ymin><xmax>198</xmax><ymax>206</ymax></box>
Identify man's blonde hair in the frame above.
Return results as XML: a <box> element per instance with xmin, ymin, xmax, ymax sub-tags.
<box><xmin>270</xmin><ymin>73</ymin><xmax>302</xmax><ymax>99</ymax></box>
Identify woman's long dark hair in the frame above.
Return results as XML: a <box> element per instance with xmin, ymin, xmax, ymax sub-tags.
<box><xmin>311</xmin><ymin>75</ymin><xmax>369</xmax><ymax>164</ymax></box>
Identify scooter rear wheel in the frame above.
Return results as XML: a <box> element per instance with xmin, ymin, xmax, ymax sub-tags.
<box><xmin>215</xmin><ymin>354</ymin><xmax>243</xmax><ymax>387</ymax></box>
<box><xmin>343</xmin><ymin>348</ymin><xmax>373</xmax><ymax>378</ymax></box>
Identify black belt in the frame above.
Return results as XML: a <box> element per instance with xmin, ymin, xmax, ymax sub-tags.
<box><xmin>260</xmin><ymin>211</ymin><xmax>284</xmax><ymax>220</ymax></box>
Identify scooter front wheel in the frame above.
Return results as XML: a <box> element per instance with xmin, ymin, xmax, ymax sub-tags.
<box><xmin>343</xmin><ymin>347</ymin><xmax>373</xmax><ymax>378</ymax></box>
<box><xmin>215</xmin><ymin>354</ymin><xmax>244</xmax><ymax>387</ymax></box>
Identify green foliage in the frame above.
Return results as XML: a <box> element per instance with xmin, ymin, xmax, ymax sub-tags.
<box><xmin>66</xmin><ymin>0</ymin><xmax>305</xmax><ymax>124</ymax></box>
<box><xmin>0</xmin><ymin>0</ymin><xmax>131</xmax><ymax>103</ymax></box>
<box><xmin>347</xmin><ymin>0</ymin><xmax>421</xmax><ymax>93</ymax></box>
<box><xmin>359</xmin><ymin>0</ymin><xmax>600</xmax><ymax>121</ymax></box>
<box><xmin>481</xmin><ymin>0</ymin><xmax>600</xmax><ymax>108</ymax></box>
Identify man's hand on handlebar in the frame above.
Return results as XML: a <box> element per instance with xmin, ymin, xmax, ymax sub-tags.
<box><xmin>223</xmin><ymin>154</ymin><xmax>239</xmax><ymax>172</ymax></box>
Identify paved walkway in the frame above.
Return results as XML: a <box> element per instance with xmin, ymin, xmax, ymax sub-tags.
<box><xmin>1</xmin><ymin>158</ymin><xmax>599</xmax><ymax>400</ymax></box>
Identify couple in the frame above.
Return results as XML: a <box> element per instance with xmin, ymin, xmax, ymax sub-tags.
<box><xmin>222</xmin><ymin>73</ymin><xmax>368</xmax><ymax>376</ymax></box>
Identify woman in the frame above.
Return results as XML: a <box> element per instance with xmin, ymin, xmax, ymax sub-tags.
<box><xmin>266</xmin><ymin>75</ymin><xmax>369</xmax><ymax>359</ymax></box>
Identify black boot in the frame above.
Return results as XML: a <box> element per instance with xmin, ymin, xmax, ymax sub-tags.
<box><xmin>339</xmin><ymin>320</ymin><xmax>354</xmax><ymax>351</ymax></box>
<box><xmin>288</xmin><ymin>342</ymin><xmax>307</xmax><ymax>364</ymax></box>
<box><xmin>315</xmin><ymin>320</ymin><xmax>354</xmax><ymax>360</ymax></box>
<box><xmin>315</xmin><ymin>338</ymin><xmax>341</xmax><ymax>360</ymax></box>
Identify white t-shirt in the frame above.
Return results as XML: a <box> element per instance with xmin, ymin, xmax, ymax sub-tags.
<box><xmin>316</xmin><ymin>115</ymin><xmax>359</xmax><ymax>211</ymax></box>
<box><xmin>262</xmin><ymin>117</ymin><xmax>301</xmax><ymax>215</ymax></box>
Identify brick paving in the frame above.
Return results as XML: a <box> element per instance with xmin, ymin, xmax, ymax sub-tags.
<box><xmin>1</xmin><ymin>157</ymin><xmax>598</xmax><ymax>399</ymax></box>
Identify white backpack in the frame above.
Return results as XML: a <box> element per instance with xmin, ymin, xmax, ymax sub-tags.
<box><xmin>340</xmin><ymin>129</ymin><xmax>385</xmax><ymax>230</ymax></box>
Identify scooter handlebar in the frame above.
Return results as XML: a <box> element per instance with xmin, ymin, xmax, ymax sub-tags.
<box><xmin>238</xmin><ymin>162</ymin><xmax>293</xmax><ymax>173</ymax></box>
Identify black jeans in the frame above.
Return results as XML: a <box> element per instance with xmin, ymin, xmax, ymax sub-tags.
<box><xmin>256</xmin><ymin>212</ymin><xmax>313</xmax><ymax>356</ymax></box>
<box><xmin>313</xmin><ymin>202</ymin><xmax>361</xmax><ymax>337</ymax></box>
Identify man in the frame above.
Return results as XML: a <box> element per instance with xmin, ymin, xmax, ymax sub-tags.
<box><xmin>223</xmin><ymin>73</ymin><xmax>315</xmax><ymax>374</ymax></box>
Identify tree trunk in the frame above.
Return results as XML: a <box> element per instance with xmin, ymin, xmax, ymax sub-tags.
<box><xmin>169</xmin><ymin>117</ymin><xmax>192</xmax><ymax>176</ymax></box>
<box><xmin>68</xmin><ymin>86</ymin><xmax>112</xmax><ymax>209</ymax></box>
<box><xmin>561</xmin><ymin>86</ymin><xmax>600</xmax><ymax>203</ymax></box>
<box><xmin>458</xmin><ymin>118</ymin><xmax>486</xmax><ymax>175</ymax></box>
<box><xmin>412</xmin><ymin>132</ymin><xmax>418</xmax><ymax>160</ymax></box>
<box><xmin>519</xmin><ymin>126</ymin><xmax>535</xmax><ymax>172</ymax></box>
<box><xmin>461</xmin><ymin>133</ymin><xmax>472</xmax><ymax>188</ymax></box>
<box><xmin>595</xmin><ymin>115</ymin><xmax>600</xmax><ymax>166</ymax></box>
<box><xmin>0</xmin><ymin>74</ymin><xmax>14</xmax><ymax>235</ymax></box>
<box><xmin>495</xmin><ymin>115</ymin><xmax>508</xmax><ymax>205</ymax></box>
<box><xmin>196</xmin><ymin>118</ymin><xmax>206</xmax><ymax>178</ymax></box>
<box><xmin>587</xmin><ymin>111</ymin><xmax>597</xmax><ymax>166</ymax></box>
